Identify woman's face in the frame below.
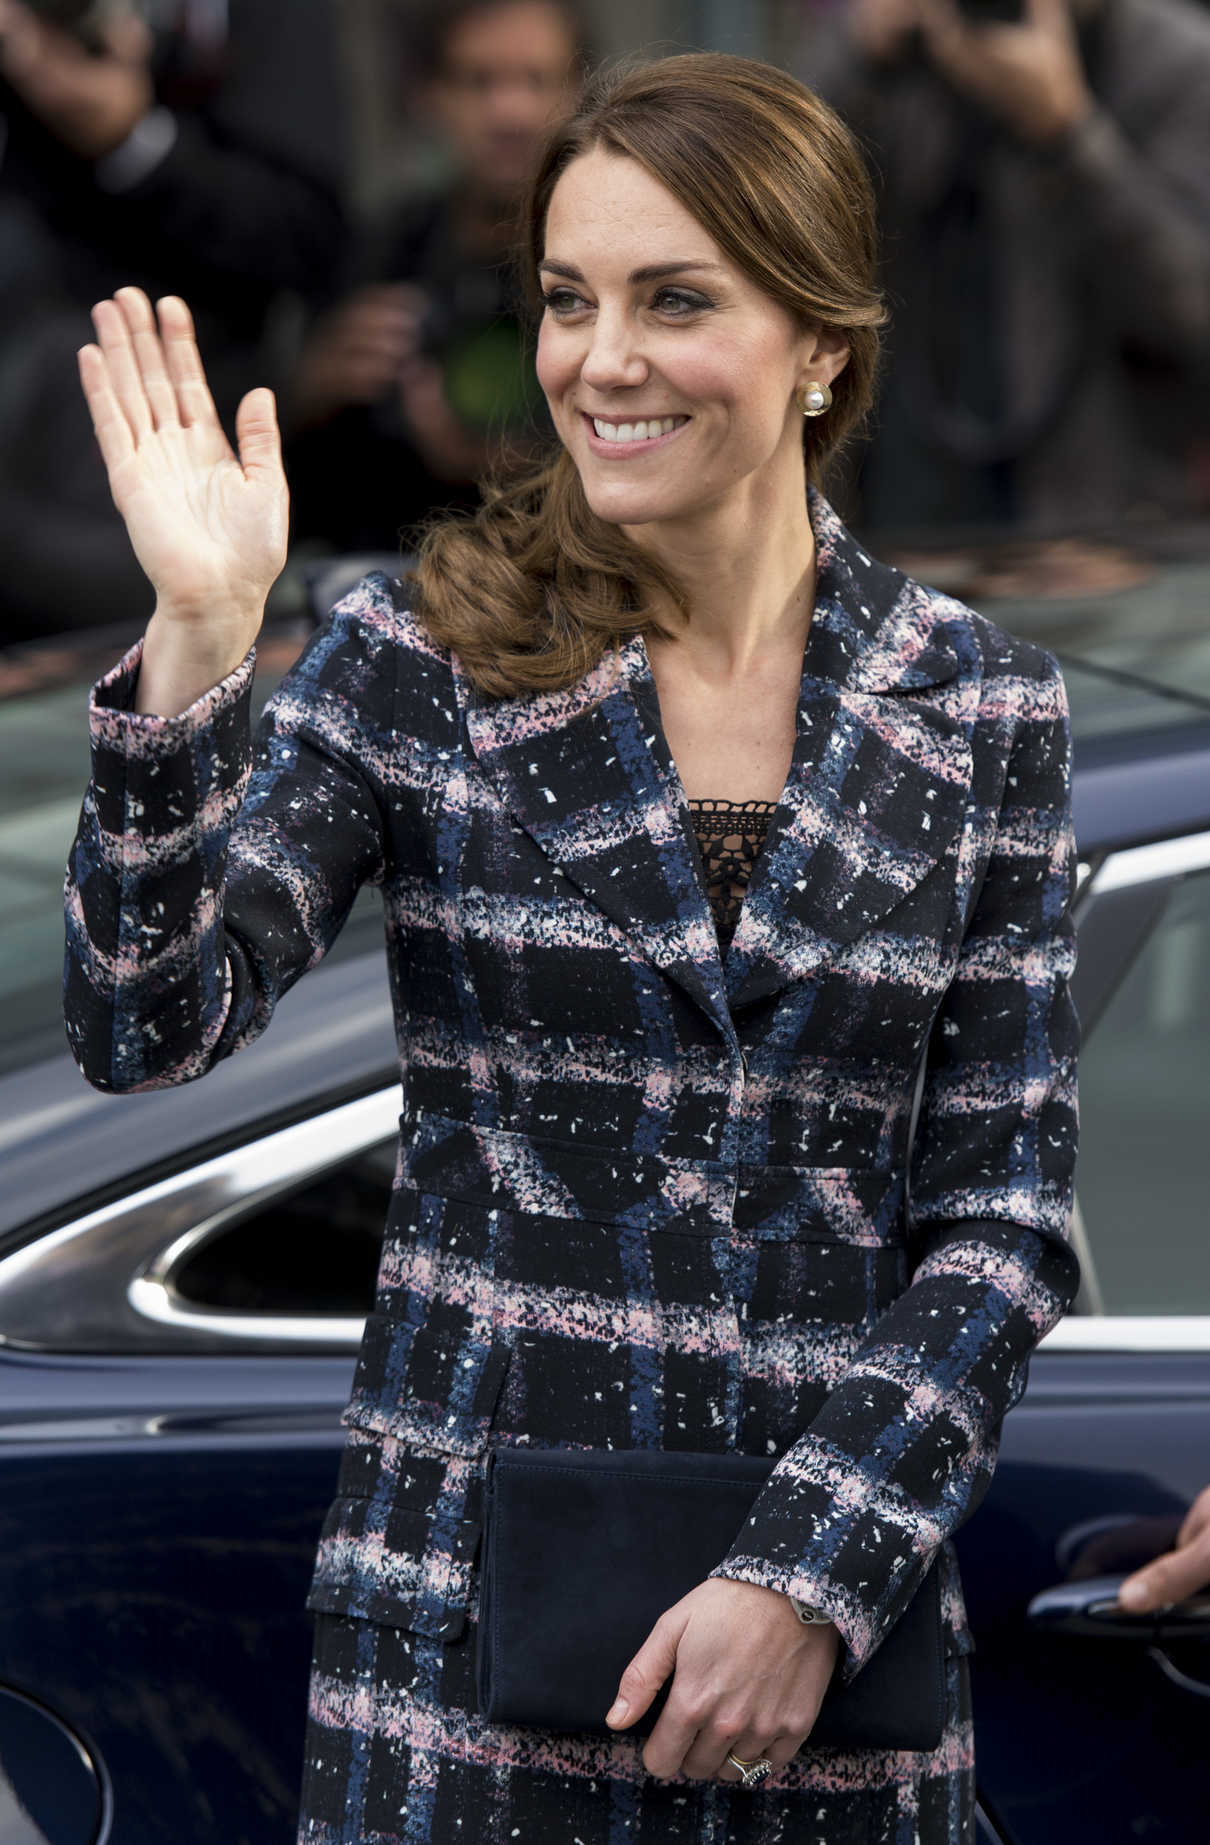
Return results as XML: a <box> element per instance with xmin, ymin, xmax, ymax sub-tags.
<box><xmin>536</xmin><ymin>146</ymin><xmax>847</xmax><ymax>536</ymax></box>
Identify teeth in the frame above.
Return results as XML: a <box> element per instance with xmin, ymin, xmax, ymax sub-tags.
<box><xmin>592</xmin><ymin>416</ymin><xmax>684</xmax><ymax>443</ymax></box>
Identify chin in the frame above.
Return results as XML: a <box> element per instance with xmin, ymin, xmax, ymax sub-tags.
<box><xmin>577</xmin><ymin>476</ymin><xmax>684</xmax><ymax>529</ymax></box>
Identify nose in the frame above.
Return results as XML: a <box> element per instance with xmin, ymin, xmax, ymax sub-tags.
<box><xmin>578</xmin><ymin>307</ymin><xmax>649</xmax><ymax>393</ymax></box>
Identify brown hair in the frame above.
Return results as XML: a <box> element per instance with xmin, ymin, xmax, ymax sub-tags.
<box><xmin>412</xmin><ymin>52</ymin><xmax>886</xmax><ymax>697</ymax></box>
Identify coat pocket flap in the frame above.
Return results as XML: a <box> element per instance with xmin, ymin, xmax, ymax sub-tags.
<box><xmin>342</xmin><ymin>1314</ymin><xmax>512</xmax><ymax>1454</ymax></box>
<box><xmin>306</xmin><ymin>1449</ymin><xmax>487</xmax><ymax>1641</ymax></box>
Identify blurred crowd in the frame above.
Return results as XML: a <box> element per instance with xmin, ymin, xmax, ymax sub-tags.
<box><xmin>1</xmin><ymin>0</ymin><xmax>1208</xmax><ymax>644</ymax></box>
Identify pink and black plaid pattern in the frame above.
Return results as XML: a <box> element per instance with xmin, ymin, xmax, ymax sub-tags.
<box><xmin>64</xmin><ymin>493</ymin><xmax>1078</xmax><ymax>1842</ymax></box>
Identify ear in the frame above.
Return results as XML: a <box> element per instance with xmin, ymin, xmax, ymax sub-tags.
<box><xmin>798</xmin><ymin>324</ymin><xmax>850</xmax><ymax>390</ymax></box>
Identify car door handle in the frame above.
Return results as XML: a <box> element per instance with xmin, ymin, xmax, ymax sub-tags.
<box><xmin>1027</xmin><ymin>1573</ymin><xmax>1210</xmax><ymax>1640</ymax></box>
<box><xmin>1027</xmin><ymin>1574</ymin><xmax>1210</xmax><ymax>1700</ymax></box>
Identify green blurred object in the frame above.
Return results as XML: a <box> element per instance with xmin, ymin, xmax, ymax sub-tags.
<box><xmin>441</xmin><ymin>319</ymin><xmax>544</xmax><ymax>432</ymax></box>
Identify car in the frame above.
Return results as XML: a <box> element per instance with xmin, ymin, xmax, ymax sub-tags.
<box><xmin>2</xmin><ymin>554</ymin><xmax>1209</xmax><ymax>1845</ymax></box>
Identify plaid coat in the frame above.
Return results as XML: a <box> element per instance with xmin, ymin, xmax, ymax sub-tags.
<box><xmin>65</xmin><ymin>493</ymin><xmax>1079</xmax><ymax>1844</ymax></box>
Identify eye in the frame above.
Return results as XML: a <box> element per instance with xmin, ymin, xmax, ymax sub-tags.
<box><xmin>651</xmin><ymin>287</ymin><xmax>712</xmax><ymax>317</ymax></box>
<box><xmin>540</xmin><ymin>287</ymin><xmax>587</xmax><ymax>317</ymax></box>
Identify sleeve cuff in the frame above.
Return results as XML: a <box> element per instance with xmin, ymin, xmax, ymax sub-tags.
<box><xmin>87</xmin><ymin>638</ymin><xmax>257</xmax><ymax>840</ymax></box>
<box><xmin>89</xmin><ymin>636</ymin><xmax>256</xmax><ymax>743</ymax></box>
<box><xmin>93</xmin><ymin>106</ymin><xmax>179</xmax><ymax>193</ymax></box>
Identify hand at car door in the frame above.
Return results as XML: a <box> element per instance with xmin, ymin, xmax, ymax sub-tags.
<box><xmin>78</xmin><ymin>287</ymin><xmax>288</xmax><ymax>716</ymax></box>
<box><xmin>1118</xmin><ymin>1484</ymin><xmax>1210</xmax><ymax>1612</ymax></box>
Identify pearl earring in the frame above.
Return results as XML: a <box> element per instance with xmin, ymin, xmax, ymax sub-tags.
<box><xmin>797</xmin><ymin>381</ymin><xmax>832</xmax><ymax>417</ymax></box>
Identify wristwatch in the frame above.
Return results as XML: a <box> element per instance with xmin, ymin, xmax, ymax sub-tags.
<box><xmin>788</xmin><ymin>1595</ymin><xmax>833</xmax><ymax>1626</ymax></box>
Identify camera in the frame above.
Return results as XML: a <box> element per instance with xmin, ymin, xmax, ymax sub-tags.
<box><xmin>957</xmin><ymin>0</ymin><xmax>1025</xmax><ymax>19</ymax></box>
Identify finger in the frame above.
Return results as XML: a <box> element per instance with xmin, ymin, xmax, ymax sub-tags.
<box><xmin>77</xmin><ymin>342</ymin><xmax>136</xmax><ymax>477</ymax></box>
<box><xmin>1175</xmin><ymin>1486</ymin><xmax>1210</xmax><ymax>1550</ymax></box>
<box><xmin>687</xmin><ymin>1720</ymin><xmax>768</xmax><ymax>1784</ymax></box>
<box><xmin>642</xmin><ymin>1696</ymin><xmax>707</xmax><ymax>1781</ymax></box>
<box><xmin>115</xmin><ymin>285</ymin><xmax>179</xmax><ymax>432</ymax></box>
<box><xmin>101</xmin><ymin>8</ymin><xmax>152</xmax><ymax>64</ymax></box>
<box><xmin>157</xmin><ymin>295</ymin><xmax>225</xmax><ymax>435</ymax></box>
<box><xmin>607</xmin><ymin>1609</ymin><xmax>681</xmax><ymax>1731</ymax></box>
<box><xmin>1024</xmin><ymin>0</ymin><xmax>1071</xmax><ymax>32</ymax></box>
<box><xmin>0</xmin><ymin>0</ymin><xmax>47</xmax><ymax>84</ymax></box>
<box><xmin>235</xmin><ymin>387</ymin><xmax>283</xmax><ymax>480</ymax></box>
<box><xmin>915</xmin><ymin>0</ymin><xmax>977</xmax><ymax>69</ymax></box>
<box><xmin>91</xmin><ymin>296</ymin><xmax>153</xmax><ymax>442</ymax></box>
<box><xmin>763</xmin><ymin>1728</ymin><xmax>809</xmax><ymax>1771</ymax></box>
<box><xmin>1119</xmin><ymin>1544</ymin><xmax>1210</xmax><ymax>1612</ymax></box>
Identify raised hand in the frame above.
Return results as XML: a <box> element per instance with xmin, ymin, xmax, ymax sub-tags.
<box><xmin>78</xmin><ymin>288</ymin><xmax>288</xmax><ymax>713</ymax></box>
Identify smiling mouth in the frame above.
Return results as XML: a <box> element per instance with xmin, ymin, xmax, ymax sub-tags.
<box><xmin>587</xmin><ymin>414</ymin><xmax>689</xmax><ymax>445</ymax></box>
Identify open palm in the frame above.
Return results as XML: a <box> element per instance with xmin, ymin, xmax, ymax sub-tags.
<box><xmin>78</xmin><ymin>288</ymin><xmax>288</xmax><ymax>624</ymax></box>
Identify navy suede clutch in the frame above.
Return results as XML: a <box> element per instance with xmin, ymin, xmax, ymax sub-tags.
<box><xmin>475</xmin><ymin>1447</ymin><xmax>946</xmax><ymax>1749</ymax></box>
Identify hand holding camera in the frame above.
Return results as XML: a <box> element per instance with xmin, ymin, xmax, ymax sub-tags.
<box><xmin>851</xmin><ymin>0</ymin><xmax>1095</xmax><ymax>146</ymax></box>
<box><xmin>0</xmin><ymin>0</ymin><xmax>153</xmax><ymax>159</ymax></box>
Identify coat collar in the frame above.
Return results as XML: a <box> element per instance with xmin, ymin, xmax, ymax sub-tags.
<box><xmin>461</xmin><ymin>491</ymin><xmax>972</xmax><ymax>1043</ymax></box>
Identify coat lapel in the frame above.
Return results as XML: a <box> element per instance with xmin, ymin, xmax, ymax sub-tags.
<box><xmin>463</xmin><ymin>636</ymin><xmax>735</xmax><ymax>1048</ymax></box>
<box><xmin>722</xmin><ymin>495</ymin><xmax>973</xmax><ymax>1012</ymax></box>
<box><xmin>462</xmin><ymin>492</ymin><xmax>972</xmax><ymax>1038</ymax></box>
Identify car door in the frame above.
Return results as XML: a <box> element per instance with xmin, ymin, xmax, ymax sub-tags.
<box><xmin>0</xmin><ymin>1074</ymin><xmax>398</xmax><ymax>1845</ymax></box>
<box><xmin>958</xmin><ymin>829</ymin><xmax>1210</xmax><ymax>1845</ymax></box>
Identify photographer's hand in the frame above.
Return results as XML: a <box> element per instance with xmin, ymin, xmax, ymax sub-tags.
<box><xmin>78</xmin><ymin>288</ymin><xmax>288</xmax><ymax>715</ymax></box>
<box><xmin>291</xmin><ymin>285</ymin><xmax>424</xmax><ymax>429</ymax></box>
<box><xmin>850</xmin><ymin>0</ymin><xmax>926</xmax><ymax>66</ymax></box>
<box><xmin>397</xmin><ymin>353</ymin><xmax>498</xmax><ymax>485</ymax></box>
<box><xmin>916</xmin><ymin>0</ymin><xmax>1094</xmax><ymax>146</ymax></box>
<box><xmin>1119</xmin><ymin>1486</ymin><xmax>1210</xmax><ymax>1615</ymax></box>
<box><xmin>0</xmin><ymin>0</ymin><xmax>153</xmax><ymax>159</ymax></box>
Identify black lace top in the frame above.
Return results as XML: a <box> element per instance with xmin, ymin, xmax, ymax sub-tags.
<box><xmin>688</xmin><ymin>798</ymin><xmax>777</xmax><ymax>951</ymax></box>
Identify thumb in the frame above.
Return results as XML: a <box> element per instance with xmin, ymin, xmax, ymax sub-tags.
<box><xmin>236</xmin><ymin>387</ymin><xmax>283</xmax><ymax>478</ymax></box>
<box><xmin>606</xmin><ymin>1608</ymin><xmax>684</xmax><ymax>1731</ymax></box>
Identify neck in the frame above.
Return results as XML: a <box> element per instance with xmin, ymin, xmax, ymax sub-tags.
<box><xmin>626</xmin><ymin>457</ymin><xmax>817</xmax><ymax>679</ymax></box>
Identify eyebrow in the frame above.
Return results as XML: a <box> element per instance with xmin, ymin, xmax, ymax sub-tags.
<box><xmin>539</xmin><ymin>259</ymin><xmax>726</xmax><ymax>284</ymax></box>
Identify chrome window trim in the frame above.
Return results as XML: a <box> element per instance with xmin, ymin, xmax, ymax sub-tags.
<box><xmin>1044</xmin><ymin>1317</ymin><xmax>1210</xmax><ymax>1353</ymax></box>
<box><xmin>1089</xmin><ymin>828</ymin><xmax>1210</xmax><ymax>895</ymax></box>
<box><xmin>0</xmin><ymin>1086</ymin><xmax>400</xmax><ymax>1355</ymax></box>
<box><xmin>1068</xmin><ymin>827</ymin><xmax>1210</xmax><ymax>1350</ymax></box>
<box><xmin>4</xmin><ymin>1072</ymin><xmax>1208</xmax><ymax>1357</ymax></box>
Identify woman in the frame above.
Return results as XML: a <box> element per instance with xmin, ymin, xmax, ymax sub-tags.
<box><xmin>65</xmin><ymin>53</ymin><xmax>1079</xmax><ymax>1845</ymax></box>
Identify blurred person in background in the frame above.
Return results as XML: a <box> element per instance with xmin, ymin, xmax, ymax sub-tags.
<box><xmin>285</xmin><ymin>0</ymin><xmax>585</xmax><ymax>555</ymax></box>
<box><xmin>0</xmin><ymin>0</ymin><xmax>347</xmax><ymax>641</ymax></box>
<box><xmin>802</xmin><ymin>0</ymin><xmax>1210</xmax><ymax>538</ymax></box>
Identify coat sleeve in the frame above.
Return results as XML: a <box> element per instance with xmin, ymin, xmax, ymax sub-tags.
<box><xmin>710</xmin><ymin>648</ymin><xmax>1081</xmax><ymax>1684</ymax></box>
<box><xmin>63</xmin><ymin>584</ymin><xmax>394</xmax><ymax>1094</ymax></box>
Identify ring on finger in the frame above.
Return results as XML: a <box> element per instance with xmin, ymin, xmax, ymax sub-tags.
<box><xmin>725</xmin><ymin>1751</ymin><xmax>773</xmax><ymax>1788</ymax></box>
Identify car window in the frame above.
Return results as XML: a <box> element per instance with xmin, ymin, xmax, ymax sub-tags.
<box><xmin>170</xmin><ymin>1136</ymin><xmax>393</xmax><ymax>1318</ymax></box>
<box><xmin>1076</xmin><ymin>868</ymin><xmax>1210</xmax><ymax>1314</ymax></box>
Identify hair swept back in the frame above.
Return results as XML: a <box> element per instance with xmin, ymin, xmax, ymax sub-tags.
<box><xmin>412</xmin><ymin>52</ymin><xmax>886</xmax><ymax>698</ymax></box>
